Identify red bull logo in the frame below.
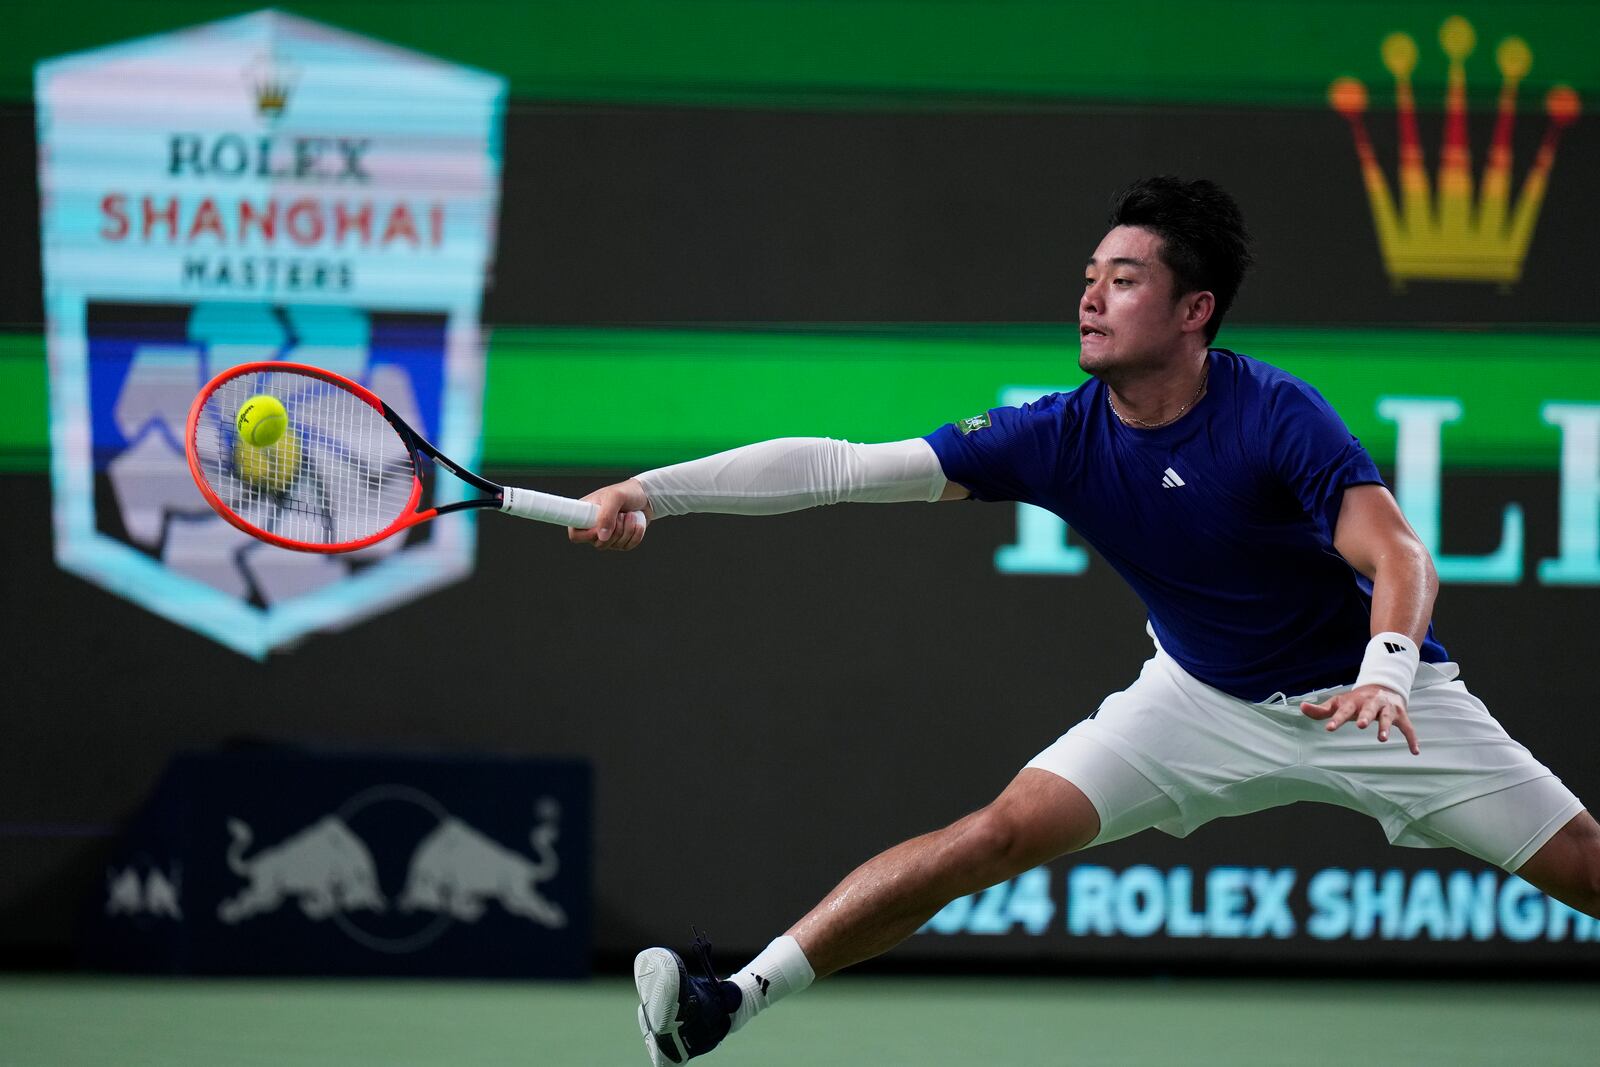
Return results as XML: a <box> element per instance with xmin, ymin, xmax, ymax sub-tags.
<box><xmin>398</xmin><ymin>799</ymin><xmax>567</xmax><ymax>928</ymax></box>
<box><xmin>219</xmin><ymin>815</ymin><xmax>385</xmax><ymax>924</ymax></box>
<box><xmin>215</xmin><ymin>786</ymin><xmax>566</xmax><ymax>953</ymax></box>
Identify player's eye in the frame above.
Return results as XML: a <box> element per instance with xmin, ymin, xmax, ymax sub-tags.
<box><xmin>1083</xmin><ymin>276</ymin><xmax>1096</xmax><ymax>287</ymax></box>
<box><xmin>1113</xmin><ymin>277</ymin><xmax>1134</xmax><ymax>287</ymax></box>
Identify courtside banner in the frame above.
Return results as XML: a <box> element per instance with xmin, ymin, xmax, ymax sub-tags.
<box><xmin>35</xmin><ymin>10</ymin><xmax>505</xmax><ymax>657</ymax></box>
<box><xmin>912</xmin><ymin>859</ymin><xmax>1599</xmax><ymax>961</ymax></box>
<box><xmin>80</xmin><ymin>749</ymin><xmax>591</xmax><ymax>977</ymax></box>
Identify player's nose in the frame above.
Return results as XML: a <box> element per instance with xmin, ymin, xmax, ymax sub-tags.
<box><xmin>1079</xmin><ymin>285</ymin><xmax>1099</xmax><ymax>317</ymax></box>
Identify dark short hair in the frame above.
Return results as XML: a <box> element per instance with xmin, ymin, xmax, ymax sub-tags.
<box><xmin>1107</xmin><ymin>176</ymin><xmax>1252</xmax><ymax>344</ymax></box>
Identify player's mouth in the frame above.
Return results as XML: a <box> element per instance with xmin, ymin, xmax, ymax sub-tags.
<box><xmin>1080</xmin><ymin>323</ymin><xmax>1108</xmax><ymax>341</ymax></box>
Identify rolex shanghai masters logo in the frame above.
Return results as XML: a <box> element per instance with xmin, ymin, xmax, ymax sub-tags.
<box><xmin>1328</xmin><ymin>16</ymin><xmax>1580</xmax><ymax>289</ymax></box>
<box><xmin>36</xmin><ymin>11</ymin><xmax>506</xmax><ymax>657</ymax></box>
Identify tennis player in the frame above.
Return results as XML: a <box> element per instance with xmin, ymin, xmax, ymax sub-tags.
<box><xmin>574</xmin><ymin>177</ymin><xmax>1600</xmax><ymax>1066</ymax></box>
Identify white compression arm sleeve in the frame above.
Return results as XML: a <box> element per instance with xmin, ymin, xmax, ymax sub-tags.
<box><xmin>637</xmin><ymin>437</ymin><xmax>948</xmax><ymax>517</ymax></box>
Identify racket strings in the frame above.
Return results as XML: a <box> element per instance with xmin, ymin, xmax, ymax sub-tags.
<box><xmin>192</xmin><ymin>370</ymin><xmax>418</xmax><ymax>546</ymax></box>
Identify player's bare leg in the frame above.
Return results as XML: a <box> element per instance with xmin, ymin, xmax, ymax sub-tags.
<box><xmin>632</xmin><ymin>768</ymin><xmax>1098</xmax><ymax>1064</ymax></box>
<box><xmin>1510</xmin><ymin>810</ymin><xmax>1600</xmax><ymax>917</ymax></box>
<box><xmin>788</xmin><ymin>767</ymin><xmax>1100</xmax><ymax>978</ymax></box>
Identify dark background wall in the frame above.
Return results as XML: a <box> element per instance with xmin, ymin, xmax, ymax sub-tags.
<box><xmin>5</xmin><ymin>1</ymin><xmax>1599</xmax><ymax>970</ymax></box>
<box><xmin>8</xmin><ymin>469</ymin><xmax>1598</xmax><ymax>965</ymax></box>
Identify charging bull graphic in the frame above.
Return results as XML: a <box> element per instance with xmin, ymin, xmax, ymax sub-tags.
<box><xmin>84</xmin><ymin>757</ymin><xmax>587</xmax><ymax>976</ymax></box>
<box><xmin>215</xmin><ymin>796</ymin><xmax>567</xmax><ymax>943</ymax></box>
<box><xmin>217</xmin><ymin>815</ymin><xmax>386</xmax><ymax>924</ymax></box>
<box><xmin>398</xmin><ymin>800</ymin><xmax>566</xmax><ymax>928</ymax></box>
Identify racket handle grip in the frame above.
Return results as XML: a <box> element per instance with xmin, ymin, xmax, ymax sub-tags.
<box><xmin>500</xmin><ymin>486</ymin><xmax>600</xmax><ymax>528</ymax></box>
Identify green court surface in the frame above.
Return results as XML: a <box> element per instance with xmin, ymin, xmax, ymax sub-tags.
<box><xmin>3</xmin><ymin>974</ymin><xmax>1598</xmax><ymax>1066</ymax></box>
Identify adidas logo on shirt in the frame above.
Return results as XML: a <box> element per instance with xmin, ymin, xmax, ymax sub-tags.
<box><xmin>1161</xmin><ymin>467</ymin><xmax>1186</xmax><ymax>489</ymax></box>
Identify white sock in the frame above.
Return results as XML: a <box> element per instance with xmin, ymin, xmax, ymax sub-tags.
<box><xmin>727</xmin><ymin>935</ymin><xmax>815</xmax><ymax>1032</ymax></box>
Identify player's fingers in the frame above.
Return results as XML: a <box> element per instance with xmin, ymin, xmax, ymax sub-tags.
<box><xmin>1322</xmin><ymin>696</ymin><xmax>1360</xmax><ymax>731</ymax></box>
<box><xmin>576</xmin><ymin>492</ymin><xmax>623</xmax><ymax>545</ymax></box>
<box><xmin>597</xmin><ymin>518</ymin><xmax>628</xmax><ymax>551</ymax></box>
<box><xmin>605</xmin><ymin>510</ymin><xmax>646</xmax><ymax>550</ymax></box>
<box><xmin>1299</xmin><ymin>700</ymin><xmax>1334</xmax><ymax>721</ymax></box>
<box><xmin>1371</xmin><ymin>701</ymin><xmax>1421</xmax><ymax>754</ymax></box>
<box><xmin>1396</xmin><ymin>710</ymin><xmax>1422</xmax><ymax>756</ymax></box>
<box><xmin>610</xmin><ymin>511</ymin><xmax>646</xmax><ymax>551</ymax></box>
<box><xmin>569</xmin><ymin>506</ymin><xmax>606</xmax><ymax>543</ymax></box>
<box><xmin>623</xmin><ymin>510</ymin><xmax>649</xmax><ymax>549</ymax></box>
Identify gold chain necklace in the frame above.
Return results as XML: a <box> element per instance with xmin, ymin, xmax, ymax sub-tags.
<box><xmin>1107</xmin><ymin>368</ymin><xmax>1209</xmax><ymax>430</ymax></box>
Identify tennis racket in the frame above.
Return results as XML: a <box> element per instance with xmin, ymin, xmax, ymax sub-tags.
<box><xmin>185</xmin><ymin>361</ymin><xmax>627</xmax><ymax>554</ymax></box>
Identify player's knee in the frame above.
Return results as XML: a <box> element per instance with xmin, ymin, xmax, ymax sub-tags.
<box><xmin>949</xmin><ymin>803</ymin><xmax>1039</xmax><ymax>877</ymax></box>
<box><xmin>1561</xmin><ymin>861</ymin><xmax>1600</xmax><ymax>917</ymax></box>
<box><xmin>1576</xmin><ymin>850</ymin><xmax>1600</xmax><ymax>912</ymax></box>
<box><xmin>1524</xmin><ymin>814</ymin><xmax>1600</xmax><ymax>917</ymax></box>
<box><xmin>1564</xmin><ymin>818</ymin><xmax>1600</xmax><ymax>906</ymax></box>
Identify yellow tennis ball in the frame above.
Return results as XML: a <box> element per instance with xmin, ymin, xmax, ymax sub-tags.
<box><xmin>236</xmin><ymin>394</ymin><xmax>288</xmax><ymax>448</ymax></box>
<box><xmin>233</xmin><ymin>428</ymin><xmax>301</xmax><ymax>494</ymax></box>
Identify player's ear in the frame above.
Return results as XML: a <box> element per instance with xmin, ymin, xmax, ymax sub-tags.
<box><xmin>1180</xmin><ymin>291</ymin><xmax>1215</xmax><ymax>335</ymax></box>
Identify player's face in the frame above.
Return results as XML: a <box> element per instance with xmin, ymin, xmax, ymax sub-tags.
<box><xmin>1078</xmin><ymin>226</ymin><xmax>1202</xmax><ymax>378</ymax></box>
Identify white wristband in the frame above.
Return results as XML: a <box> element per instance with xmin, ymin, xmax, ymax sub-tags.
<box><xmin>1355</xmin><ymin>632</ymin><xmax>1420</xmax><ymax>698</ymax></box>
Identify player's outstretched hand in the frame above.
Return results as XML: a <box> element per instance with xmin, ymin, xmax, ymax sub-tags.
<box><xmin>1300</xmin><ymin>684</ymin><xmax>1420</xmax><ymax>755</ymax></box>
<box><xmin>570</xmin><ymin>478</ymin><xmax>652</xmax><ymax>551</ymax></box>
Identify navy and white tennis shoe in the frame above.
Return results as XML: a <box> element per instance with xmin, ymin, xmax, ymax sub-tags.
<box><xmin>635</xmin><ymin>931</ymin><xmax>739</xmax><ymax>1064</ymax></box>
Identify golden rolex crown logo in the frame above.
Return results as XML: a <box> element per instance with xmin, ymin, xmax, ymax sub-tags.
<box><xmin>244</xmin><ymin>56</ymin><xmax>297</xmax><ymax>121</ymax></box>
<box><xmin>1329</xmin><ymin>16</ymin><xmax>1580</xmax><ymax>290</ymax></box>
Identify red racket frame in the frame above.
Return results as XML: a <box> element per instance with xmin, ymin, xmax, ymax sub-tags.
<box><xmin>185</xmin><ymin>361</ymin><xmax>501</xmax><ymax>554</ymax></box>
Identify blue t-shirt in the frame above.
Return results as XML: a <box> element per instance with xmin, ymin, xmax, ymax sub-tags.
<box><xmin>924</xmin><ymin>348</ymin><xmax>1448</xmax><ymax>701</ymax></box>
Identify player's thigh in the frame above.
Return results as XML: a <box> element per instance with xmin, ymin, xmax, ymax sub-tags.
<box><xmin>1503</xmin><ymin>808</ymin><xmax>1600</xmax><ymax>914</ymax></box>
<box><xmin>1023</xmin><ymin>648</ymin><xmax>1274</xmax><ymax>846</ymax></box>
<box><xmin>1405</xmin><ymin>772</ymin><xmax>1585</xmax><ymax>870</ymax></box>
<box><xmin>977</xmin><ymin>767</ymin><xmax>1105</xmax><ymax>867</ymax></box>
<box><xmin>1023</xmin><ymin>731</ymin><xmax>1180</xmax><ymax>850</ymax></box>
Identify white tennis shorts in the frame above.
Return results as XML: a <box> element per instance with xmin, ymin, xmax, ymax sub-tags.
<box><xmin>1027</xmin><ymin>637</ymin><xmax>1584</xmax><ymax>871</ymax></box>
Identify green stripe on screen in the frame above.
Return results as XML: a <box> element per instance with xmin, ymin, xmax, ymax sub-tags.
<box><xmin>7</xmin><ymin>1</ymin><xmax>1596</xmax><ymax>107</ymax></box>
<box><xmin>1224</xmin><ymin>326</ymin><xmax>1598</xmax><ymax>472</ymax></box>
<box><xmin>481</xmin><ymin>325</ymin><xmax>1600</xmax><ymax>470</ymax></box>
<box><xmin>3</xmin><ymin>326</ymin><xmax>1595</xmax><ymax>473</ymax></box>
<box><xmin>0</xmin><ymin>333</ymin><xmax>48</xmax><ymax>471</ymax></box>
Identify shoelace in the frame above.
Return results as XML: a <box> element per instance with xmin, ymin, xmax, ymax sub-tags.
<box><xmin>689</xmin><ymin>925</ymin><xmax>722</xmax><ymax>984</ymax></box>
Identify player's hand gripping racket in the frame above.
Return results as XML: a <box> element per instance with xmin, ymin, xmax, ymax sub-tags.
<box><xmin>185</xmin><ymin>361</ymin><xmax>627</xmax><ymax>553</ymax></box>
